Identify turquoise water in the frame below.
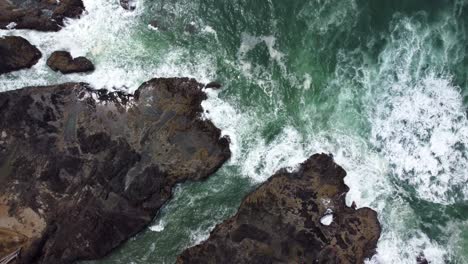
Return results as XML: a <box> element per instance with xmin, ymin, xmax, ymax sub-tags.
<box><xmin>1</xmin><ymin>0</ymin><xmax>468</xmax><ymax>263</ymax></box>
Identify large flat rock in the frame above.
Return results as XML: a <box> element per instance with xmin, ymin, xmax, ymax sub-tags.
<box><xmin>0</xmin><ymin>0</ymin><xmax>84</xmax><ymax>31</ymax></box>
<box><xmin>177</xmin><ymin>154</ymin><xmax>381</xmax><ymax>264</ymax></box>
<box><xmin>0</xmin><ymin>78</ymin><xmax>230</xmax><ymax>263</ymax></box>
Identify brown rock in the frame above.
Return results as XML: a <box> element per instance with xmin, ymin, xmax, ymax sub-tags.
<box><xmin>47</xmin><ymin>51</ymin><xmax>95</xmax><ymax>74</ymax></box>
<box><xmin>0</xmin><ymin>36</ymin><xmax>42</xmax><ymax>74</ymax></box>
<box><xmin>177</xmin><ymin>154</ymin><xmax>381</xmax><ymax>264</ymax></box>
<box><xmin>0</xmin><ymin>78</ymin><xmax>231</xmax><ymax>263</ymax></box>
<box><xmin>0</xmin><ymin>0</ymin><xmax>84</xmax><ymax>31</ymax></box>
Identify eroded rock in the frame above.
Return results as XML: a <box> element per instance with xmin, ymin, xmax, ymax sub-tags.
<box><xmin>0</xmin><ymin>36</ymin><xmax>42</xmax><ymax>74</ymax></box>
<box><xmin>47</xmin><ymin>51</ymin><xmax>95</xmax><ymax>74</ymax></box>
<box><xmin>0</xmin><ymin>0</ymin><xmax>84</xmax><ymax>31</ymax></box>
<box><xmin>177</xmin><ymin>154</ymin><xmax>381</xmax><ymax>264</ymax></box>
<box><xmin>0</xmin><ymin>78</ymin><xmax>230</xmax><ymax>263</ymax></box>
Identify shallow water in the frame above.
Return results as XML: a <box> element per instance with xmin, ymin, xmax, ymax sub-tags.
<box><xmin>1</xmin><ymin>0</ymin><xmax>468</xmax><ymax>263</ymax></box>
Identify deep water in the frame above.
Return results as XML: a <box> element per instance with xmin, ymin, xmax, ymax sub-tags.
<box><xmin>1</xmin><ymin>0</ymin><xmax>468</xmax><ymax>263</ymax></box>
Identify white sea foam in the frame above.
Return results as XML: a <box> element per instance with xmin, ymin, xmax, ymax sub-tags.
<box><xmin>370</xmin><ymin>74</ymin><xmax>468</xmax><ymax>204</ymax></box>
<box><xmin>236</xmin><ymin>33</ymin><xmax>288</xmax><ymax>97</ymax></box>
<box><xmin>357</xmin><ymin>13</ymin><xmax>467</xmax><ymax>263</ymax></box>
<box><xmin>188</xmin><ymin>226</ymin><xmax>213</xmax><ymax>246</ymax></box>
<box><xmin>149</xmin><ymin>220</ymin><xmax>166</xmax><ymax>232</ymax></box>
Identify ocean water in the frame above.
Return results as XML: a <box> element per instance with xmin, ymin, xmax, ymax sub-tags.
<box><xmin>1</xmin><ymin>0</ymin><xmax>468</xmax><ymax>263</ymax></box>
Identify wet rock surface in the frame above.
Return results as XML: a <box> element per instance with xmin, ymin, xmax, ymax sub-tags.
<box><xmin>0</xmin><ymin>78</ymin><xmax>230</xmax><ymax>263</ymax></box>
<box><xmin>47</xmin><ymin>51</ymin><xmax>95</xmax><ymax>74</ymax></box>
<box><xmin>178</xmin><ymin>154</ymin><xmax>381</xmax><ymax>264</ymax></box>
<box><xmin>0</xmin><ymin>36</ymin><xmax>42</xmax><ymax>75</ymax></box>
<box><xmin>0</xmin><ymin>0</ymin><xmax>84</xmax><ymax>31</ymax></box>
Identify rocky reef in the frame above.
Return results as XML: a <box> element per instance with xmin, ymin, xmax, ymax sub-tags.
<box><xmin>178</xmin><ymin>154</ymin><xmax>381</xmax><ymax>264</ymax></box>
<box><xmin>0</xmin><ymin>0</ymin><xmax>84</xmax><ymax>31</ymax></box>
<box><xmin>0</xmin><ymin>36</ymin><xmax>41</xmax><ymax>74</ymax></box>
<box><xmin>47</xmin><ymin>51</ymin><xmax>95</xmax><ymax>74</ymax></box>
<box><xmin>0</xmin><ymin>78</ymin><xmax>230</xmax><ymax>263</ymax></box>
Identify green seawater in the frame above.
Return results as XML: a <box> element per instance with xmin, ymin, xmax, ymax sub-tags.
<box><xmin>1</xmin><ymin>0</ymin><xmax>468</xmax><ymax>263</ymax></box>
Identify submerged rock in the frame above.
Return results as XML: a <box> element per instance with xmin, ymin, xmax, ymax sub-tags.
<box><xmin>0</xmin><ymin>0</ymin><xmax>84</xmax><ymax>31</ymax></box>
<box><xmin>0</xmin><ymin>78</ymin><xmax>230</xmax><ymax>263</ymax></box>
<box><xmin>47</xmin><ymin>51</ymin><xmax>95</xmax><ymax>74</ymax></box>
<box><xmin>0</xmin><ymin>36</ymin><xmax>42</xmax><ymax>74</ymax></box>
<box><xmin>177</xmin><ymin>154</ymin><xmax>381</xmax><ymax>264</ymax></box>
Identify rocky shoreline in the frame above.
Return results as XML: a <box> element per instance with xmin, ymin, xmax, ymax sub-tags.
<box><xmin>0</xmin><ymin>78</ymin><xmax>231</xmax><ymax>263</ymax></box>
<box><xmin>177</xmin><ymin>154</ymin><xmax>381</xmax><ymax>264</ymax></box>
<box><xmin>1</xmin><ymin>1</ymin><xmax>382</xmax><ymax>263</ymax></box>
<box><xmin>0</xmin><ymin>0</ymin><xmax>84</xmax><ymax>31</ymax></box>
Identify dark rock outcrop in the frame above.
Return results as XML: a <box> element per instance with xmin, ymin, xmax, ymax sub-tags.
<box><xmin>47</xmin><ymin>51</ymin><xmax>95</xmax><ymax>74</ymax></box>
<box><xmin>0</xmin><ymin>36</ymin><xmax>42</xmax><ymax>74</ymax></box>
<box><xmin>178</xmin><ymin>154</ymin><xmax>381</xmax><ymax>264</ymax></box>
<box><xmin>0</xmin><ymin>78</ymin><xmax>230</xmax><ymax>263</ymax></box>
<box><xmin>120</xmin><ymin>0</ymin><xmax>136</xmax><ymax>11</ymax></box>
<box><xmin>0</xmin><ymin>0</ymin><xmax>84</xmax><ymax>31</ymax></box>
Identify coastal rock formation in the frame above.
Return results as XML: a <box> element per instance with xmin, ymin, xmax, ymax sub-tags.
<box><xmin>0</xmin><ymin>78</ymin><xmax>230</xmax><ymax>263</ymax></box>
<box><xmin>0</xmin><ymin>36</ymin><xmax>42</xmax><ymax>75</ymax></box>
<box><xmin>47</xmin><ymin>51</ymin><xmax>95</xmax><ymax>74</ymax></box>
<box><xmin>0</xmin><ymin>0</ymin><xmax>84</xmax><ymax>31</ymax></box>
<box><xmin>178</xmin><ymin>154</ymin><xmax>381</xmax><ymax>264</ymax></box>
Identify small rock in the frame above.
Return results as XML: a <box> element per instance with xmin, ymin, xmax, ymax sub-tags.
<box><xmin>47</xmin><ymin>51</ymin><xmax>94</xmax><ymax>74</ymax></box>
<box><xmin>205</xmin><ymin>81</ymin><xmax>222</xmax><ymax>89</ymax></box>
<box><xmin>120</xmin><ymin>0</ymin><xmax>137</xmax><ymax>10</ymax></box>
<box><xmin>1</xmin><ymin>131</ymin><xmax>6</xmax><ymax>138</ymax></box>
<box><xmin>0</xmin><ymin>36</ymin><xmax>42</xmax><ymax>74</ymax></box>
